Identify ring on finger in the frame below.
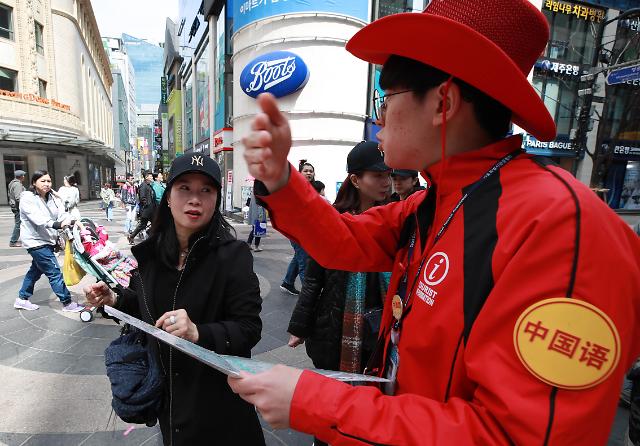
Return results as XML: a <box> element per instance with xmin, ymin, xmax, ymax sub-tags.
<box><xmin>169</xmin><ymin>315</ymin><xmax>176</xmax><ymax>325</ymax></box>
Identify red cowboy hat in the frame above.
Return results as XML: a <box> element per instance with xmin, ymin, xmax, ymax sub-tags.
<box><xmin>346</xmin><ymin>0</ymin><xmax>557</xmax><ymax>142</ymax></box>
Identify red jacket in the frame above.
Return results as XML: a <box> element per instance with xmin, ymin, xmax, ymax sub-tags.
<box><xmin>258</xmin><ymin>135</ymin><xmax>640</xmax><ymax>445</ymax></box>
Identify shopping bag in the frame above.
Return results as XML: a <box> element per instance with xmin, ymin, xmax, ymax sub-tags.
<box><xmin>253</xmin><ymin>220</ymin><xmax>267</xmax><ymax>237</ymax></box>
<box><xmin>63</xmin><ymin>240</ymin><xmax>86</xmax><ymax>286</ymax></box>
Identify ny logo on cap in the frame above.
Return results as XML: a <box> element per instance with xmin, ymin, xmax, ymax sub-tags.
<box><xmin>191</xmin><ymin>156</ymin><xmax>204</xmax><ymax>166</ymax></box>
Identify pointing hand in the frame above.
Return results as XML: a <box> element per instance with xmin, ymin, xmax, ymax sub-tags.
<box><xmin>242</xmin><ymin>93</ymin><xmax>292</xmax><ymax>193</ymax></box>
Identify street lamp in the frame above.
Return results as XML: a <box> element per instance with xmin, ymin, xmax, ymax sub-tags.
<box><xmin>574</xmin><ymin>7</ymin><xmax>640</xmax><ymax>188</ymax></box>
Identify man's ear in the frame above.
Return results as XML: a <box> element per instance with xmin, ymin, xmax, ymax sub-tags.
<box><xmin>349</xmin><ymin>173</ymin><xmax>360</xmax><ymax>189</ymax></box>
<box><xmin>432</xmin><ymin>80</ymin><xmax>462</xmax><ymax>127</ymax></box>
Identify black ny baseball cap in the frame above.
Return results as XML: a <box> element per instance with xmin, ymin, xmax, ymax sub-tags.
<box><xmin>347</xmin><ymin>141</ymin><xmax>389</xmax><ymax>174</ymax></box>
<box><xmin>391</xmin><ymin>169</ymin><xmax>419</xmax><ymax>178</ymax></box>
<box><xmin>167</xmin><ymin>154</ymin><xmax>222</xmax><ymax>188</ymax></box>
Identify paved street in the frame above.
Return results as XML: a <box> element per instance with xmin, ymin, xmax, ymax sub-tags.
<box><xmin>0</xmin><ymin>201</ymin><xmax>312</xmax><ymax>446</ymax></box>
<box><xmin>0</xmin><ymin>201</ymin><xmax>632</xmax><ymax>446</ymax></box>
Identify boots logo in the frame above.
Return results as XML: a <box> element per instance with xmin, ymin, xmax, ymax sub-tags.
<box><xmin>240</xmin><ymin>51</ymin><xmax>310</xmax><ymax>99</ymax></box>
<box><xmin>423</xmin><ymin>252</ymin><xmax>449</xmax><ymax>286</ymax></box>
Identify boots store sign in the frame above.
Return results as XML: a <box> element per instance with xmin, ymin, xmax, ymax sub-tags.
<box><xmin>240</xmin><ymin>51</ymin><xmax>310</xmax><ymax>98</ymax></box>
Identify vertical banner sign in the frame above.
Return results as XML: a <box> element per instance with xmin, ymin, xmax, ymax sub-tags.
<box><xmin>161</xmin><ymin>76</ymin><xmax>168</xmax><ymax>105</ymax></box>
<box><xmin>225</xmin><ymin>170</ymin><xmax>233</xmax><ymax>211</ymax></box>
<box><xmin>233</xmin><ymin>0</ymin><xmax>369</xmax><ymax>33</ymax></box>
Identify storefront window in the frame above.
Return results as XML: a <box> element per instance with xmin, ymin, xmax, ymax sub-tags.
<box><xmin>596</xmin><ymin>19</ymin><xmax>640</xmax><ymax>210</ymax></box>
<box><xmin>3</xmin><ymin>155</ymin><xmax>27</xmax><ymax>192</ymax></box>
<box><xmin>184</xmin><ymin>75</ymin><xmax>193</xmax><ymax>150</ymax></box>
<box><xmin>196</xmin><ymin>41</ymin><xmax>210</xmax><ymax>144</ymax></box>
<box><xmin>542</xmin><ymin>3</ymin><xmax>602</xmax><ymax>66</ymax></box>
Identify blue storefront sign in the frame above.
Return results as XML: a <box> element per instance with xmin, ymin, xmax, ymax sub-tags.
<box><xmin>233</xmin><ymin>0</ymin><xmax>369</xmax><ymax>32</ymax></box>
<box><xmin>240</xmin><ymin>51</ymin><xmax>310</xmax><ymax>98</ymax></box>
<box><xmin>522</xmin><ymin>133</ymin><xmax>577</xmax><ymax>157</ymax></box>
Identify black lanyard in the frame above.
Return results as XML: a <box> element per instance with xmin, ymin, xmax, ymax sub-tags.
<box><xmin>393</xmin><ymin>150</ymin><xmax>520</xmax><ymax>329</ymax></box>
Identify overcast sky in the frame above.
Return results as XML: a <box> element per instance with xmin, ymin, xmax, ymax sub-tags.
<box><xmin>92</xmin><ymin>0</ymin><xmax>179</xmax><ymax>44</ymax></box>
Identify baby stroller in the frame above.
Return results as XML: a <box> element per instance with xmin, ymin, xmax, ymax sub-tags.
<box><xmin>65</xmin><ymin>218</ymin><xmax>136</xmax><ymax>322</ymax></box>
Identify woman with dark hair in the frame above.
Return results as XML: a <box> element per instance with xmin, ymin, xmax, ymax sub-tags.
<box><xmin>280</xmin><ymin>161</ymin><xmax>315</xmax><ymax>295</ymax></box>
<box><xmin>298</xmin><ymin>160</ymin><xmax>315</xmax><ymax>182</ymax></box>
<box><xmin>85</xmin><ymin>156</ymin><xmax>264</xmax><ymax>446</ymax></box>
<box><xmin>58</xmin><ymin>175</ymin><xmax>81</xmax><ymax>219</ymax></box>
<box><xmin>287</xmin><ymin>143</ymin><xmax>392</xmax><ymax>427</ymax></box>
<box><xmin>15</xmin><ymin>170</ymin><xmax>84</xmax><ymax>312</ymax></box>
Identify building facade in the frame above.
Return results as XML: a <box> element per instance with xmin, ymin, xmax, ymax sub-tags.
<box><xmin>530</xmin><ymin>0</ymin><xmax>640</xmax><ymax>223</ymax></box>
<box><xmin>0</xmin><ymin>0</ymin><xmax>118</xmax><ymax>202</ymax></box>
<box><xmin>110</xmin><ymin>67</ymin><xmax>130</xmax><ymax>179</ymax></box>
<box><xmin>122</xmin><ymin>33</ymin><xmax>163</xmax><ymax>175</ymax></box>
<box><xmin>104</xmin><ymin>36</ymin><xmax>137</xmax><ymax>156</ymax></box>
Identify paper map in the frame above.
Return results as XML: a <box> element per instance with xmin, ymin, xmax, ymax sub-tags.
<box><xmin>104</xmin><ymin>306</ymin><xmax>389</xmax><ymax>383</ymax></box>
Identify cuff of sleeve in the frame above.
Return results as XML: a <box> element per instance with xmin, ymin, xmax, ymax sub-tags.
<box><xmin>290</xmin><ymin>370</ymin><xmax>347</xmax><ymax>435</ymax></box>
<box><xmin>52</xmin><ymin>221</ymin><xmax>62</xmax><ymax>230</ymax></box>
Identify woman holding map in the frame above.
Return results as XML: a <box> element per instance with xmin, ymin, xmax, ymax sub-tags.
<box><xmin>85</xmin><ymin>155</ymin><xmax>264</xmax><ymax>445</ymax></box>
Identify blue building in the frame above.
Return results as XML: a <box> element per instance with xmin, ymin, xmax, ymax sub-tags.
<box><xmin>122</xmin><ymin>34</ymin><xmax>164</xmax><ymax>106</ymax></box>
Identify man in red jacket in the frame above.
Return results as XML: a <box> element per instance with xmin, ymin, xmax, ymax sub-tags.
<box><xmin>229</xmin><ymin>0</ymin><xmax>640</xmax><ymax>444</ymax></box>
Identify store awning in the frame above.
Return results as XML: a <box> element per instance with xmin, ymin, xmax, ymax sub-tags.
<box><xmin>0</xmin><ymin>127</ymin><xmax>125</xmax><ymax>166</ymax></box>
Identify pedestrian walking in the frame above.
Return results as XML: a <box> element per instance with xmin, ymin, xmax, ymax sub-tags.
<box><xmin>389</xmin><ymin>169</ymin><xmax>424</xmax><ymax>202</ymax></box>
<box><xmin>128</xmin><ymin>171</ymin><xmax>156</xmax><ymax>244</ymax></box>
<box><xmin>15</xmin><ymin>170</ymin><xmax>84</xmax><ymax>312</ymax></box>
<box><xmin>288</xmin><ymin>142</ymin><xmax>391</xmax><ymax>369</ymax></box>
<box><xmin>230</xmin><ymin>1</ymin><xmax>640</xmax><ymax>444</ymax></box>
<box><xmin>246</xmin><ymin>192</ymin><xmax>266</xmax><ymax>252</ymax></box>
<box><xmin>100</xmin><ymin>183</ymin><xmax>115</xmax><ymax>221</ymax></box>
<box><xmin>152</xmin><ymin>171</ymin><xmax>166</xmax><ymax>205</ymax></box>
<box><xmin>57</xmin><ymin>175</ymin><xmax>81</xmax><ymax>219</ymax></box>
<box><xmin>85</xmin><ymin>155</ymin><xmax>264</xmax><ymax>446</ymax></box>
<box><xmin>7</xmin><ymin>169</ymin><xmax>26</xmax><ymax>247</ymax></box>
<box><xmin>120</xmin><ymin>174</ymin><xmax>138</xmax><ymax>234</ymax></box>
<box><xmin>279</xmin><ymin>161</ymin><xmax>315</xmax><ymax>295</ymax></box>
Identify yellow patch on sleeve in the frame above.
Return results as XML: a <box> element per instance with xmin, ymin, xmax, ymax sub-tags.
<box><xmin>513</xmin><ymin>298</ymin><xmax>620</xmax><ymax>390</ymax></box>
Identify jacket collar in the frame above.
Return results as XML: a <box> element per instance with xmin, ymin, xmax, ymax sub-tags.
<box><xmin>423</xmin><ymin>134</ymin><xmax>525</xmax><ymax>197</ymax></box>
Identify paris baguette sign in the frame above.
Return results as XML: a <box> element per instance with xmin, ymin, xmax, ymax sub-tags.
<box><xmin>240</xmin><ymin>51</ymin><xmax>310</xmax><ymax>99</ymax></box>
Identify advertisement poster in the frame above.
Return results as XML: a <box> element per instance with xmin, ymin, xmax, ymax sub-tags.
<box><xmin>196</xmin><ymin>42</ymin><xmax>211</xmax><ymax>144</ymax></box>
<box><xmin>233</xmin><ymin>0</ymin><xmax>369</xmax><ymax>32</ymax></box>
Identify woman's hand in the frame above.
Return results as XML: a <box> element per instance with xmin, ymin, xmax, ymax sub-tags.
<box><xmin>156</xmin><ymin>309</ymin><xmax>199</xmax><ymax>343</ymax></box>
<box><xmin>242</xmin><ymin>93</ymin><xmax>292</xmax><ymax>193</ymax></box>
<box><xmin>84</xmin><ymin>281</ymin><xmax>115</xmax><ymax>307</ymax></box>
<box><xmin>288</xmin><ymin>335</ymin><xmax>305</xmax><ymax>348</ymax></box>
<box><xmin>228</xmin><ymin>365</ymin><xmax>303</xmax><ymax>429</ymax></box>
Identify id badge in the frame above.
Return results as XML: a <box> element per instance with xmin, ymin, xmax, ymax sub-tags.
<box><xmin>383</xmin><ymin>344</ymin><xmax>400</xmax><ymax>395</ymax></box>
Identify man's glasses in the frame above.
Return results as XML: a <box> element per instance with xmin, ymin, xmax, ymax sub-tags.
<box><xmin>373</xmin><ymin>89</ymin><xmax>417</xmax><ymax>123</ymax></box>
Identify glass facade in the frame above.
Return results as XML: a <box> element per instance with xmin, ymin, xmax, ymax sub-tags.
<box><xmin>596</xmin><ymin>18</ymin><xmax>640</xmax><ymax>210</ymax></box>
<box><xmin>0</xmin><ymin>66</ymin><xmax>17</xmax><ymax>91</ymax></box>
<box><xmin>34</xmin><ymin>21</ymin><xmax>44</xmax><ymax>55</ymax></box>
<box><xmin>0</xmin><ymin>3</ymin><xmax>13</xmax><ymax>40</ymax></box>
<box><xmin>122</xmin><ymin>34</ymin><xmax>164</xmax><ymax>106</ymax></box>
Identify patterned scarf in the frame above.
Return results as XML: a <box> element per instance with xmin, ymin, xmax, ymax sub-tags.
<box><xmin>339</xmin><ymin>272</ymin><xmax>391</xmax><ymax>373</ymax></box>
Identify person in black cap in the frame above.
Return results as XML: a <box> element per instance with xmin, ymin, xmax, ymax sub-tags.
<box><xmin>85</xmin><ymin>154</ymin><xmax>265</xmax><ymax>446</ymax></box>
<box><xmin>287</xmin><ymin>139</ymin><xmax>392</xmax><ymax>407</ymax></box>
<box><xmin>389</xmin><ymin>169</ymin><xmax>424</xmax><ymax>202</ymax></box>
<box><xmin>8</xmin><ymin>169</ymin><xmax>26</xmax><ymax>247</ymax></box>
